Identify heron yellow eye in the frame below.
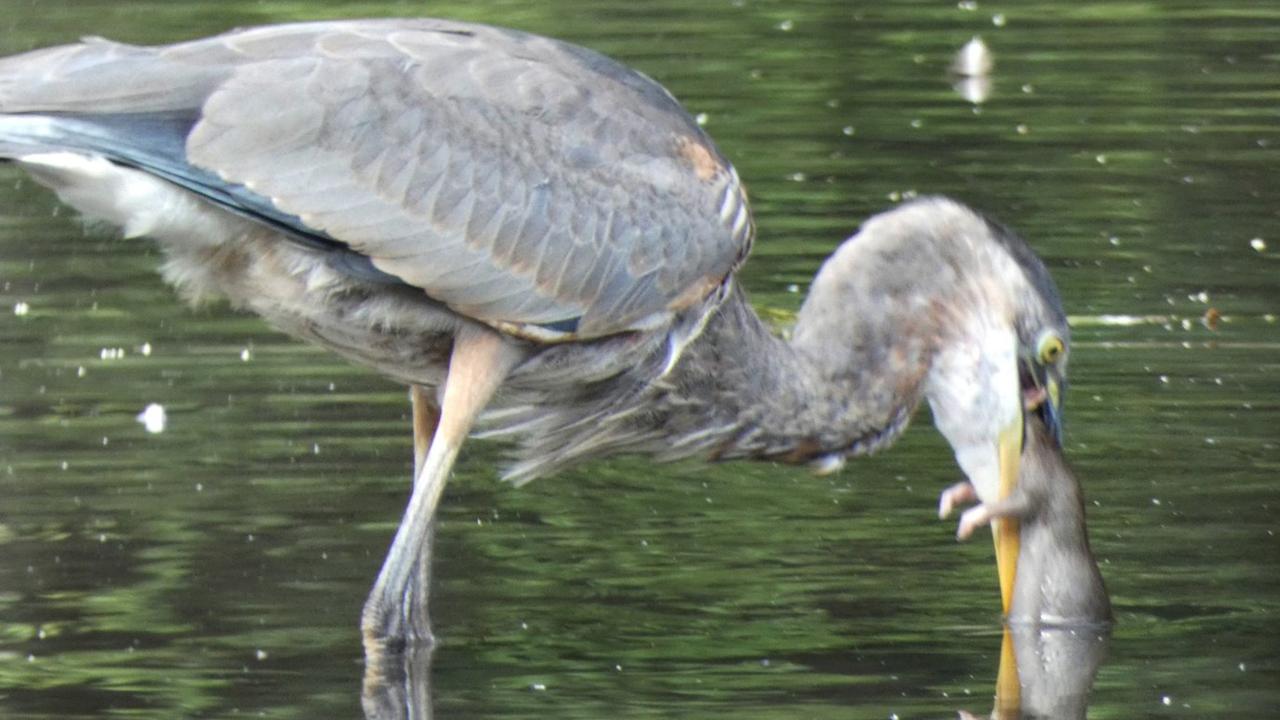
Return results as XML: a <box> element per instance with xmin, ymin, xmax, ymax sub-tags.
<box><xmin>1038</xmin><ymin>333</ymin><xmax>1065</xmax><ymax>365</ymax></box>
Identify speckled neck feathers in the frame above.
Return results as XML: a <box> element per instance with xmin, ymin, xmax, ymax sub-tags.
<box><xmin>486</xmin><ymin>197</ymin><xmax>1047</xmax><ymax>483</ymax></box>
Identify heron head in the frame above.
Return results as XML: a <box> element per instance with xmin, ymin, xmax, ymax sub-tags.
<box><xmin>920</xmin><ymin>207</ymin><xmax>1069</xmax><ymax>613</ymax></box>
<box><xmin>797</xmin><ymin>197</ymin><xmax>1068</xmax><ymax>612</ymax></box>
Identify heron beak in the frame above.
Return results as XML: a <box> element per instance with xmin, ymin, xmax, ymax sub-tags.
<box><xmin>993</xmin><ymin>359</ymin><xmax>1064</xmax><ymax>613</ymax></box>
<box><xmin>993</xmin><ymin>414</ymin><xmax>1023</xmax><ymax>615</ymax></box>
<box><xmin>1040</xmin><ymin>376</ymin><xmax>1063</xmax><ymax>446</ymax></box>
<box><xmin>1024</xmin><ymin>361</ymin><xmax>1064</xmax><ymax>446</ymax></box>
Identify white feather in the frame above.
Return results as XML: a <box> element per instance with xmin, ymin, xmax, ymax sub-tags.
<box><xmin>16</xmin><ymin>152</ymin><xmax>237</xmax><ymax>246</ymax></box>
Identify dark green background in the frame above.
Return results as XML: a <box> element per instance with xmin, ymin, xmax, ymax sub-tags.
<box><xmin>1</xmin><ymin>1</ymin><xmax>1277</xmax><ymax>717</ymax></box>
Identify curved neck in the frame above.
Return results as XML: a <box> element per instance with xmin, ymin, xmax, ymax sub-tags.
<box><xmin>660</xmin><ymin>281</ymin><xmax>925</xmax><ymax>465</ymax></box>
<box><xmin>496</xmin><ymin>198</ymin><xmax>1043</xmax><ymax>485</ymax></box>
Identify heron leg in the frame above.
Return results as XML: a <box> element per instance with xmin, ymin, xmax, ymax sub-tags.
<box><xmin>404</xmin><ymin>384</ymin><xmax>440</xmax><ymax>648</ymax></box>
<box><xmin>362</xmin><ymin>327</ymin><xmax>524</xmax><ymax>651</ymax></box>
<box><xmin>412</xmin><ymin>385</ymin><xmax>440</xmax><ymax>476</ymax></box>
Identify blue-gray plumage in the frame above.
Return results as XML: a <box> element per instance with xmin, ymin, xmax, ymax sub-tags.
<box><xmin>0</xmin><ymin>20</ymin><xmax>750</xmax><ymax>338</ymax></box>
<box><xmin>0</xmin><ymin>19</ymin><xmax>1071</xmax><ymax>649</ymax></box>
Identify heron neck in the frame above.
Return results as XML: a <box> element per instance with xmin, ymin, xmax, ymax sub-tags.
<box><xmin>666</xmin><ymin>282</ymin><xmax>921</xmax><ymax>465</ymax></box>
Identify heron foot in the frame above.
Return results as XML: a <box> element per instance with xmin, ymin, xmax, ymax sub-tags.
<box><xmin>361</xmin><ymin>598</ymin><xmax>436</xmax><ymax>657</ymax></box>
<box><xmin>361</xmin><ymin>551</ymin><xmax>436</xmax><ymax>656</ymax></box>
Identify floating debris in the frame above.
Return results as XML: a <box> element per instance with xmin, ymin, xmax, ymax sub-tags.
<box><xmin>136</xmin><ymin>403</ymin><xmax>168</xmax><ymax>434</ymax></box>
<box><xmin>1202</xmin><ymin>307</ymin><xmax>1221</xmax><ymax>331</ymax></box>
<box><xmin>950</xmin><ymin>37</ymin><xmax>993</xmax><ymax>103</ymax></box>
<box><xmin>13</xmin><ymin>301</ymin><xmax>29</xmax><ymax>316</ymax></box>
<box><xmin>951</xmin><ymin>36</ymin><xmax>994</xmax><ymax>77</ymax></box>
<box><xmin>1250</xmin><ymin>238</ymin><xmax>1266</xmax><ymax>252</ymax></box>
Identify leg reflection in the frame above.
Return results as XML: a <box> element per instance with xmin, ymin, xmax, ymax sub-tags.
<box><xmin>362</xmin><ymin>640</ymin><xmax>435</xmax><ymax>720</ymax></box>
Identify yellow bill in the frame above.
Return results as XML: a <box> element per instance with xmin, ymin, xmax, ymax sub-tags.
<box><xmin>992</xmin><ymin>416</ymin><xmax>1023</xmax><ymax>614</ymax></box>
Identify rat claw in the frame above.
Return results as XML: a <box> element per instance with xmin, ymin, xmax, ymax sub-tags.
<box><xmin>938</xmin><ymin>480</ymin><xmax>976</xmax><ymax>519</ymax></box>
<box><xmin>956</xmin><ymin>504</ymin><xmax>992</xmax><ymax>541</ymax></box>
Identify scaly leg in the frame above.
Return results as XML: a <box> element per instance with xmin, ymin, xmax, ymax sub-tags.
<box><xmin>366</xmin><ymin>385</ymin><xmax>441</xmax><ymax>677</ymax></box>
<box><xmin>362</xmin><ymin>327</ymin><xmax>524</xmax><ymax>651</ymax></box>
<box><xmin>412</xmin><ymin>385</ymin><xmax>440</xmax><ymax>476</ymax></box>
<box><xmin>403</xmin><ymin>385</ymin><xmax>440</xmax><ymax>647</ymax></box>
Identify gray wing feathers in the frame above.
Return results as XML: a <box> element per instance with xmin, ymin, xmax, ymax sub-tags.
<box><xmin>0</xmin><ymin>37</ymin><xmax>228</xmax><ymax>113</ymax></box>
<box><xmin>3</xmin><ymin>20</ymin><xmax>754</xmax><ymax>337</ymax></box>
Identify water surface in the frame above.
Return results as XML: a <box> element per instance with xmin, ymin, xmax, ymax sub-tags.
<box><xmin>1</xmin><ymin>1</ymin><xmax>1277</xmax><ymax>718</ymax></box>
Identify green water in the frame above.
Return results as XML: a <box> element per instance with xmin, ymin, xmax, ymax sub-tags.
<box><xmin>1</xmin><ymin>1</ymin><xmax>1277</xmax><ymax>718</ymax></box>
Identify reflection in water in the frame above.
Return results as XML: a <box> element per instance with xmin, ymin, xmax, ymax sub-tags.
<box><xmin>363</xmin><ymin>643</ymin><xmax>435</xmax><ymax>720</ymax></box>
<box><xmin>952</xmin><ymin>75</ymin><xmax>993</xmax><ymax>105</ymax></box>
<box><xmin>358</xmin><ymin>619</ymin><xmax>1110</xmax><ymax>720</ymax></box>
<box><xmin>960</xmin><ymin>624</ymin><xmax>1111</xmax><ymax>720</ymax></box>
<box><xmin>355</xmin><ymin>620</ymin><xmax>1105</xmax><ymax>712</ymax></box>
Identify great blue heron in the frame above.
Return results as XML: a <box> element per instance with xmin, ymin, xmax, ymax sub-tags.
<box><xmin>0</xmin><ymin>19</ymin><xmax>1069</xmax><ymax>648</ymax></box>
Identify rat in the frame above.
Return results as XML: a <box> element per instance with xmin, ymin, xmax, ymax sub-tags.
<box><xmin>939</xmin><ymin>413</ymin><xmax>1112</xmax><ymax>626</ymax></box>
